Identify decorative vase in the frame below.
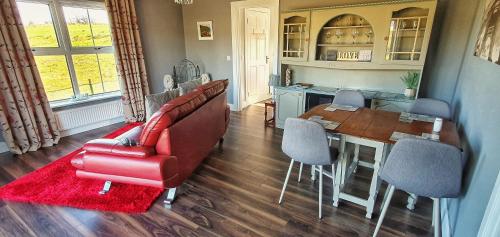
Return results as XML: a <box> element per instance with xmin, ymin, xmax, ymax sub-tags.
<box><xmin>404</xmin><ymin>88</ymin><xmax>416</xmax><ymax>98</ymax></box>
<box><xmin>285</xmin><ymin>68</ymin><xmax>292</xmax><ymax>87</ymax></box>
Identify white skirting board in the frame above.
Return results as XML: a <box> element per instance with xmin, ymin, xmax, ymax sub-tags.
<box><xmin>0</xmin><ymin>100</ymin><xmax>124</xmax><ymax>154</ymax></box>
<box><xmin>228</xmin><ymin>103</ymin><xmax>238</xmax><ymax>111</ymax></box>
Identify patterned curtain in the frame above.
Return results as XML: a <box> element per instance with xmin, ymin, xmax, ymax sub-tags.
<box><xmin>0</xmin><ymin>0</ymin><xmax>60</xmax><ymax>154</ymax></box>
<box><xmin>105</xmin><ymin>0</ymin><xmax>150</xmax><ymax>122</ymax></box>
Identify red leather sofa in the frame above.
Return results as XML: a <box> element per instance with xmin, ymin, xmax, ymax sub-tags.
<box><xmin>71</xmin><ymin>80</ymin><xmax>230</xmax><ymax>205</ymax></box>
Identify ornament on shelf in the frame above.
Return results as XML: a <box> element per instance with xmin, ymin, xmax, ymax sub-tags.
<box><xmin>285</xmin><ymin>68</ymin><xmax>292</xmax><ymax>86</ymax></box>
<box><xmin>163</xmin><ymin>74</ymin><xmax>174</xmax><ymax>91</ymax></box>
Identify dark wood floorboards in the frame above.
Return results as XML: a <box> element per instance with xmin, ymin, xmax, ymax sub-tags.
<box><xmin>0</xmin><ymin>105</ymin><xmax>434</xmax><ymax>237</ymax></box>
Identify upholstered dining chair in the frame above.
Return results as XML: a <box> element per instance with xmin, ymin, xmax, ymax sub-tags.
<box><xmin>373</xmin><ymin>138</ymin><xmax>463</xmax><ymax>237</ymax></box>
<box><xmin>333</xmin><ymin>90</ymin><xmax>366</xmax><ymax>108</ymax></box>
<box><xmin>279</xmin><ymin>118</ymin><xmax>338</xmax><ymax>219</ymax></box>
<box><xmin>409</xmin><ymin>98</ymin><xmax>451</xmax><ymax>120</ymax></box>
<box><xmin>406</xmin><ymin>97</ymin><xmax>452</xmax><ymax>210</ymax></box>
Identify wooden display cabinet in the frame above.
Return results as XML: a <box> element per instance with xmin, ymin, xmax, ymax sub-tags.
<box><xmin>280</xmin><ymin>11</ymin><xmax>311</xmax><ymax>62</ymax></box>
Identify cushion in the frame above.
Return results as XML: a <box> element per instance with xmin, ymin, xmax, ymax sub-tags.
<box><xmin>178</xmin><ymin>79</ymin><xmax>203</xmax><ymax>95</ymax></box>
<box><xmin>196</xmin><ymin>79</ymin><xmax>229</xmax><ymax>100</ymax></box>
<box><xmin>145</xmin><ymin>89</ymin><xmax>180</xmax><ymax>121</ymax></box>
<box><xmin>139</xmin><ymin>90</ymin><xmax>208</xmax><ymax>147</ymax></box>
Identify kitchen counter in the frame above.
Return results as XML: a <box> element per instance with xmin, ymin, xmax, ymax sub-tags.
<box><xmin>274</xmin><ymin>85</ymin><xmax>415</xmax><ymax>103</ymax></box>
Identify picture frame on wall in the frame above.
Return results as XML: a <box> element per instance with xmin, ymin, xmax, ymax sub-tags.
<box><xmin>474</xmin><ymin>0</ymin><xmax>500</xmax><ymax>65</ymax></box>
<box><xmin>197</xmin><ymin>21</ymin><xmax>214</xmax><ymax>40</ymax></box>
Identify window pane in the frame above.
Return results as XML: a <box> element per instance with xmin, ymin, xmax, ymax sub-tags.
<box><xmin>63</xmin><ymin>6</ymin><xmax>93</xmax><ymax>47</ymax></box>
<box><xmin>73</xmin><ymin>54</ymin><xmax>119</xmax><ymax>96</ymax></box>
<box><xmin>89</xmin><ymin>9</ymin><xmax>113</xmax><ymax>47</ymax></box>
<box><xmin>64</xmin><ymin>7</ymin><xmax>113</xmax><ymax>47</ymax></box>
<box><xmin>73</xmin><ymin>54</ymin><xmax>102</xmax><ymax>95</ymax></box>
<box><xmin>98</xmin><ymin>54</ymin><xmax>120</xmax><ymax>92</ymax></box>
<box><xmin>17</xmin><ymin>2</ymin><xmax>59</xmax><ymax>48</ymax></box>
<box><xmin>34</xmin><ymin>56</ymin><xmax>74</xmax><ymax>101</ymax></box>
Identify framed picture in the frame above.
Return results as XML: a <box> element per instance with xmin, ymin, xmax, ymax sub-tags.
<box><xmin>474</xmin><ymin>0</ymin><xmax>500</xmax><ymax>65</ymax></box>
<box><xmin>197</xmin><ymin>21</ymin><xmax>214</xmax><ymax>40</ymax></box>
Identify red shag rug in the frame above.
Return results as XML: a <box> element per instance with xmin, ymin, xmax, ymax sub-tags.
<box><xmin>0</xmin><ymin>123</ymin><xmax>164</xmax><ymax>213</ymax></box>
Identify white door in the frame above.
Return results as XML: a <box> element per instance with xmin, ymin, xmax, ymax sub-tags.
<box><xmin>244</xmin><ymin>8</ymin><xmax>271</xmax><ymax>107</ymax></box>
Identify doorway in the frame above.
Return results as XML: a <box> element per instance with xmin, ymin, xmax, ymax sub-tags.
<box><xmin>244</xmin><ymin>8</ymin><xmax>271</xmax><ymax>106</ymax></box>
<box><xmin>231</xmin><ymin>0</ymin><xmax>279</xmax><ymax>111</ymax></box>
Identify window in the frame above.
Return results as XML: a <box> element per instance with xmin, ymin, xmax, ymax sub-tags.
<box><xmin>17</xmin><ymin>0</ymin><xmax>120</xmax><ymax>103</ymax></box>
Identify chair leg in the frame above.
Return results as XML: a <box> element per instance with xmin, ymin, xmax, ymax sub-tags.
<box><xmin>98</xmin><ymin>181</ymin><xmax>112</xmax><ymax>195</ymax></box>
<box><xmin>298</xmin><ymin>163</ymin><xmax>304</xmax><ymax>183</ymax></box>
<box><xmin>279</xmin><ymin>159</ymin><xmax>295</xmax><ymax>204</ymax></box>
<box><xmin>433</xmin><ymin>198</ymin><xmax>441</xmax><ymax>237</ymax></box>
<box><xmin>311</xmin><ymin>165</ymin><xmax>316</xmax><ymax>181</ymax></box>
<box><xmin>318</xmin><ymin>165</ymin><xmax>323</xmax><ymax>219</ymax></box>
<box><xmin>164</xmin><ymin>187</ymin><xmax>178</xmax><ymax>209</ymax></box>
<box><xmin>331</xmin><ymin>165</ymin><xmax>336</xmax><ymax>206</ymax></box>
<box><xmin>373</xmin><ymin>184</ymin><xmax>395</xmax><ymax>237</ymax></box>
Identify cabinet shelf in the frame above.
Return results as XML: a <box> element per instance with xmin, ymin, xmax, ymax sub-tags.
<box><xmin>323</xmin><ymin>25</ymin><xmax>372</xmax><ymax>29</ymax></box>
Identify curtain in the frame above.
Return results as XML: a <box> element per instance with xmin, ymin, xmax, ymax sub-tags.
<box><xmin>0</xmin><ymin>0</ymin><xmax>61</xmax><ymax>154</ymax></box>
<box><xmin>105</xmin><ymin>0</ymin><xmax>150</xmax><ymax>122</ymax></box>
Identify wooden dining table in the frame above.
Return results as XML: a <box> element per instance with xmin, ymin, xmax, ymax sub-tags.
<box><xmin>300</xmin><ymin>104</ymin><xmax>461</xmax><ymax>219</ymax></box>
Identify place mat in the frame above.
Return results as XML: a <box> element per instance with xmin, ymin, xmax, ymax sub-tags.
<box><xmin>309</xmin><ymin>116</ymin><xmax>341</xmax><ymax>130</ymax></box>
<box><xmin>399</xmin><ymin>112</ymin><xmax>436</xmax><ymax>123</ymax></box>
<box><xmin>324</xmin><ymin>104</ymin><xmax>359</xmax><ymax>112</ymax></box>
<box><xmin>390</xmin><ymin>131</ymin><xmax>441</xmax><ymax>142</ymax></box>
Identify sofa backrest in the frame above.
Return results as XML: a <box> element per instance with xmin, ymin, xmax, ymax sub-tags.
<box><xmin>195</xmin><ymin>79</ymin><xmax>229</xmax><ymax>100</ymax></box>
<box><xmin>156</xmin><ymin>91</ymin><xmax>228</xmax><ymax>181</ymax></box>
<box><xmin>139</xmin><ymin>90</ymin><xmax>207</xmax><ymax>147</ymax></box>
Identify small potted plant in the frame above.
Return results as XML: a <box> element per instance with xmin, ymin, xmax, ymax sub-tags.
<box><xmin>400</xmin><ymin>71</ymin><xmax>419</xmax><ymax>98</ymax></box>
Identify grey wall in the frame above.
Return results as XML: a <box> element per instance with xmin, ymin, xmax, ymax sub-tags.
<box><xmin>182</xmin><ymin>0</ymin><xmax>235</xmax><ymax>103</ymax></box>
<box><xmin>135</xmin><ymin>0</ymin><xmax>186</xmax><ymax>94</ymax></box>
<box><xmin>423</xmin><ymin>0</ymin><xmax>500</xmax><ymax>236</ymax></box>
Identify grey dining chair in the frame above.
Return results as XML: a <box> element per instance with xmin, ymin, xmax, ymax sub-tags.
<box><xmin>409</xmin><ymin>98</ymin><xmax>451</xmax><ymax>120</ymax></box>
<box><xmin>373</xmin><ymin>138</ymin><xmax>463</xmax><ymax>237</ymax></box>
<box><xmin>279</xmin><ymin>118</ymin><xmax>338</xmax><ymax>219</ymax></box>
<box><xmin>406</xmin><ymin>97</ymin><xmax>453</xmax><ymax>210</ymax></box>
<box><xmin>333</xmin><ymin>90</ymin><xmax>366</xmax><ymax>108</ymax></box>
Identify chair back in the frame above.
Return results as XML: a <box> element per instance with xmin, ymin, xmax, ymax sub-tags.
<box><xmin>282</xmin><ymin>118</ymin><xmax>332</xmax><ymax>165</ymax></box>
<box><xmin>409</xmin><ymin>98</ymin><xmax>451</xmax><ymax>120</ymax></box>
<box><xmin>380</xmin><ymin>138</ymin><xmax>463</xmax><ymax>198</ymax></box>
<box><xmin>333</xmin><ymin>90</ymin><xmax>365</xmax><ymax>108</ymax></box>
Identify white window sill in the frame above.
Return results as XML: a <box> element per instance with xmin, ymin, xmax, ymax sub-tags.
<box><xmin>50</xmin><ymin>92</ymin><xmax>122</xmax><ymax>110</ymax></box>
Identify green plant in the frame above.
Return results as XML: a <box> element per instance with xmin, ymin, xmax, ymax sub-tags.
<box><xmin>400</xmin><ymin>71</ymin><xmax>420</xmax><ymax>89</ymax></box>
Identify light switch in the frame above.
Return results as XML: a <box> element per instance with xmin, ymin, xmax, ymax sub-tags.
<box><xmin>226</xmin><ymin>56</ymin><xmax>231</xmax><ymax>61</ymax></box>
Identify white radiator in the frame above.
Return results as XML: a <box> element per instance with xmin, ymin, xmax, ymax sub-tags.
<box><xmin>55</xmin><ymin>100</ymin><xmax>125</xmax><ymax>137</ymax></box>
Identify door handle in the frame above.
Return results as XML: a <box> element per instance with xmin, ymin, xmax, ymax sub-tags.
<box><xmin>265</xmin><ymin>56</ymin><xmax>270</xmax><ymax>64</ymax></box>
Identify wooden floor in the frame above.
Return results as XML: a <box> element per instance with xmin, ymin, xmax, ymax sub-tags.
<box><xmin>0</xmin><ymin>105</ymin><xmax>434</xmax><ymax>237</ymax></box>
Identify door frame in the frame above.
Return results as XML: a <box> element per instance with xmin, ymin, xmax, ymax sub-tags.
<box><xmin>478</xmin><ymin>171</ymin><xmax>500</xmax><ymax>237</ymax></box>
<box><xmin>231</xmin><ymin>0</ymin><xmax>279</xmax><ymax>111</ymax></box>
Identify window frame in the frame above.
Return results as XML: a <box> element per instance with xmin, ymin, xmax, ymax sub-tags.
<box><xmin>18</xmin><ymin>0</ymin><xmax>118</xmax><ymax>104</ymax></box>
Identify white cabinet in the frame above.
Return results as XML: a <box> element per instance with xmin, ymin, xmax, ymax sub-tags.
<box><xmin>372</xmin><ymin>99</ymin><xmax>411</xmax><ymax>112</ymax></box>
<box><xmin>276</xmin><ymin>88</ymin><xmax>304</xmax><ymax>128</ymax></box>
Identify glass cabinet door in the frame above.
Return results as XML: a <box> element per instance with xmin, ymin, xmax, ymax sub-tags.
<box><xmin>385</xmin><ymin>7</ymin><xmax>429</xmax><ymax>61</ymax></box>
<box><xmin>281</xmin><ymin>11</ymin><xmax>310</xmax><ymax>61</ymax></box>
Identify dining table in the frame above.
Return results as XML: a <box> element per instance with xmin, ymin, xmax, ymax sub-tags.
<box><xmin>300</xmin><ymin>104</ymin><xmax>461</xmax><ymax>219</ymax></box>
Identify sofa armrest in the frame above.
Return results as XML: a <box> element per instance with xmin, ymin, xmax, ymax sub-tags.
<box><xmin>77</xmin><ymin>153</ymin><xmax>179</xmax><ymax>182</ymax></box>
<box><xmin>83</xmin><ymin>139</ymin><xmax>155</xmax><ymax>159</ymax></box>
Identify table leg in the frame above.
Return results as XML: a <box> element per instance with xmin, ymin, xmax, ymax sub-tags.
<box><xmin>333</xmin><ymin>135</ymin><xmax>346</xmax><ymax>207</ymax></box>
<box><xmin>407</xmin><ymin>193</ymin><xmax>418</xmax><ymax>210</ymax></box>
<box><xmin>365</xmin><ymin>142</ymin><xmax>387</xmax><ymax>219</ymax></box>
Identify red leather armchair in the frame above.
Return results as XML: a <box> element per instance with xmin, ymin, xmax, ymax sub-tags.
<box><xmin>71</xmin><ymin>80</ymin><xmax>230</xmax><ymax>206</ymax></box>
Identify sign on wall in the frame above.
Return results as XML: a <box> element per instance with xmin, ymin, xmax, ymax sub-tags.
<box><xmin>474</xmin><ymin>0</ymin><xmax>500</xmax><ymax>65</ymax></box>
